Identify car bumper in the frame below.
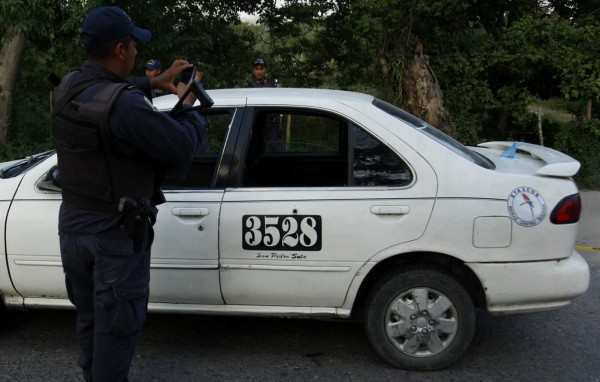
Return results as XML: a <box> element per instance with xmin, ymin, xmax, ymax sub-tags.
<box><xmin>467</xmin><ymin>250</ymin><xmax>590</xmax><ymax>315</ymax></box>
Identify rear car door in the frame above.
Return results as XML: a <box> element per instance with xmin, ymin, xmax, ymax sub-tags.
<box><xmin>218</xmin><ymin>105</ymin><xmax>438</xmax><ymax>307</ymax></box>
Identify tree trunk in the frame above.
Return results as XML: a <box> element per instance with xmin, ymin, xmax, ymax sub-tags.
<box><xmin>586</xmin><ymin>98</ymin><xmax>592</xmax><ymax>120</ymax></box>
<box><xmin>0</xmin><ymin>28</ymin><xmax>26</xmax><ymax>145</ymax></box>
<box><xmin>402</xmin><ymin>41</ymin><xmax>456</xmax><ymax>136</ymax></box>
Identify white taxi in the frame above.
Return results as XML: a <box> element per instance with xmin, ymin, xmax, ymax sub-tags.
<box><xmin>0</xmin><ymin>88</ymin><xmax>590</xmax><ymax>370</ymax></box>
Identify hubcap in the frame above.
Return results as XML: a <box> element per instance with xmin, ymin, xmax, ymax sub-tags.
<box><xmin>384</xmin><ymin>287</ymin><xmax>458</xmax><ymax>357</ymax></box>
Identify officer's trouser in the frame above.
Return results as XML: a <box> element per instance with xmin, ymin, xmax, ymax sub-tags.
<box><xmin>60</xmin><ymin>226</ymin><xmax>152</xmax><ymax>382</ymax></box>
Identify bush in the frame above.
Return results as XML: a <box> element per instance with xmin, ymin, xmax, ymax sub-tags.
<box><xmin>552</xmin><ymin>119</ymin><xmax>600</xmax><ymax>190</ymax></box>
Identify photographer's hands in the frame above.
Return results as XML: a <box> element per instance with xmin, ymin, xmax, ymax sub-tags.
<box><xmin>148</xmin><ymin>59</ymin><xmax>193</xmax><ymax>96</ymax></box>
<box><xmin>176</xmin><ymin>81</ymin><xmax>198</xmax><ymax>106</ymax></box>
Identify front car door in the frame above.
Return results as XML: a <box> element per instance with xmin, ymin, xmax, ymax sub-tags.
<box><xmin>152</xmin><ymin>107</ymin><xmax>240</xmax><ymax>305</ymax></box>
<box><xmin>4</xmin><ymin>106</ymin><xmax>241</xmax><ymax>308</ymax></box>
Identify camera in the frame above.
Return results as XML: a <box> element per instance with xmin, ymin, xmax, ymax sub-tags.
<box><xmin>171</xmin><ymin>59</ymin><xmax>214</xmax><ymax>115</ymax></box>
<box><xmin>180</xmin><ymin>67</ymin><xmax>195</xmax><ymax>84</ymax></box>
<box><xmin>181</xmin><ymin>59</ymin><xmax>203</xmax><ymax>84</ymax></box>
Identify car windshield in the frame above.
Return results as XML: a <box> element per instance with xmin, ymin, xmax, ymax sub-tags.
<box><xmin>0</xmin><ymin>150</ymin><xmax>55</xmax><ymax>179</ymax></box>
<box><xmin>372</xmin><ymin>99</ymin><xmax>494</xmax><ymax>169</ymax></box>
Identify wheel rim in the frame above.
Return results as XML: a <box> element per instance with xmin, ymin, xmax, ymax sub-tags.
<box><xmin>384</xmin><ymin>287</ymin><xmax>459</xmax><ymax>357</ymax></box>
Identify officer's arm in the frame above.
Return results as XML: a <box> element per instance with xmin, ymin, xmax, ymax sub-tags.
<box><xmin>110</xmin><ymin>89</ymin><xmax>203</xmax><ymax>165</ymax></box>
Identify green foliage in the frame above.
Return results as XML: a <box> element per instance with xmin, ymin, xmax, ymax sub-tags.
<box><xmin>0</xmin><ymin>89</ymin><xmax>54</xmax><ymax>160</ymax></box>
<box><xmin>444</xmin><ymin>82</ymin><xmax>497</xmax><ymax>145</ymax></box>
<box><xmin>2</xmin><ymin>0</ymin><xmax>600</xmax><ymax>188</ymax></box>
<box><xmin>1</xmin><ymin>0</ymin><xmax>260</xmax><ymax>162</ymax></box>
<box><xmin>552</xmin><ymin>119</ymin><xmax>600</xmax><ymax>189</ymax></box>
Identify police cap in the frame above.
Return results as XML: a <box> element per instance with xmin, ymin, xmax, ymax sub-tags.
<box><xmin>81</xmin><ymin>6</ymin><xmax>151</xmax><ymax>47</ymax></box>
<box><xmin>252</xmin><ymin>58</ymin><xmax>267</xmax><ymax>67</ymax></box>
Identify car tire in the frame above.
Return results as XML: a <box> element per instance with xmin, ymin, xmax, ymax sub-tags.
<box><xmin>364</xmin><ymin>266</ymin><xmax>475</xmax><ymax>370</ymax></box>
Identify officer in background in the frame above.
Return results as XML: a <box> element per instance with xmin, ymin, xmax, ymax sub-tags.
<box><xmin>242</xmin><ymin>58</ymin><xmax>282</xmax><ymax>150</ymax></box>
<box><xmin>242</xmin><ymin>58</ymin><xmax>277</xmax><ymax>88</ymax></box>
<box><xmin>145</xmin><ymin>59</ymin><xmax>167</xmax><ymax>97</ymax></box>
<box><xmin>144</xmin><ymin>58</ymin><xmax>161</xmax><ymax>77</ymax></box>
<box><xmin>51</xmin><ymin>6</ymin><xmax>203</xmax><ymax>382</ymax></box>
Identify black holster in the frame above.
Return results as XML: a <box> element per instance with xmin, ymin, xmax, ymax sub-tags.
<box><xmin>119</xmin><ymin>197</ymin><xmax>150</xmax><ymax>251</ymax></box>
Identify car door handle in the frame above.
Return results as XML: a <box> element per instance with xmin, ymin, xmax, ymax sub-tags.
<box><xmin>370</xmin><ymin>205</ymin><xmax>410</xmax><ymax>215</ymax></box>
<box><xmin>171</xmin><ymin>207</ymin><xmax>210</xmax><ymax>217</ymax></box>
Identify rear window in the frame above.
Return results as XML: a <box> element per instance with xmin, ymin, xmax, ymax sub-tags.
<box><xmin>373</xmin><ymin>99</ymin><xmax>494</xmax><ymax>169</ymax></box>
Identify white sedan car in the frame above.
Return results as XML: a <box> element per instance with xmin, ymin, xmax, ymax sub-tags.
<box><xmin>0</xmin><ymin>88</ymin><xmax>590</xmax><ymax>370</ymax></box>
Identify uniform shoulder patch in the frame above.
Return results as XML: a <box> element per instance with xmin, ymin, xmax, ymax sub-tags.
<box><xmin>143</xmin><ymin>96</ymin><xmax>159</xmax><ymax>112</ymax></box>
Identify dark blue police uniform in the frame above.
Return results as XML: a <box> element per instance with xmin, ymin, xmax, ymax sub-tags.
<box><xmin>52</xmin><ymin>6</ymin><xmax>203</xmax><ymax>382</ymax></box>
<box><xmin>57</xmin><ymin>61</ymin><xmax>202</xmax><ymax>382</ymax></box>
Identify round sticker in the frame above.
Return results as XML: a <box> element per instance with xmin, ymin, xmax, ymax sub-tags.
<box><xmin>507</xmin><ymin>187</ymin><xmax>547</xmax><ymax>227</ymax></box>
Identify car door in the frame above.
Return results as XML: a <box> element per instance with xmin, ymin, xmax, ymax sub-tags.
<box><xmin>218</xmin><ymin>106</ymin><xmax>438</xmax><ymax>308</ymax></box>
<box><xmin>5</xmin><ymin>107</ymin><xmax>242</xmax><ymax>307</ymax></box>
<box><xmin>151</xmin><ymin>108</ymin><xmax>239</xmax><ymax>304</ymax></box>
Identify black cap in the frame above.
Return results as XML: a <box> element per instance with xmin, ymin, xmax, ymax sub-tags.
<box><xmin>253</xmin><ymin>58</ymin><xmax>267</xmax><ymax>67</ymax></box>
<box><xmin>81</xmin><ymin>6</ymin><xmax>151</xmax><ymax>47</ymax></box>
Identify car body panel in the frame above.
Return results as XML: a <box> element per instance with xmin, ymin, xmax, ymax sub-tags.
<box><xmin>0</xmin><ymin>88</ymin><xmax>589</xmax><ymax>318</ymax></box>
<box><xmin>151</xmin><ymin>190</ymin><xmax>224</xmax><ymax>304</ymax></box>
<box><xmin>219</xmin><ymin>192</ymin><xmax>435</xmax><ymax>306</ymax></box>
<box><xmin>5</xmin><ymin>158</ymin><xmax>63</xmax><ymax>299</ymax></box>
<box><xmin>468</xmin><ymin>250</ymin><xmax>590</xmax><ymax>314</ymax></box>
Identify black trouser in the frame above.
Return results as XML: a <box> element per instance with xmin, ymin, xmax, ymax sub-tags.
<box><xmin>60</xmin><ymin>226</ymin><xmax>152</xmax><ymax>382</ymax></box>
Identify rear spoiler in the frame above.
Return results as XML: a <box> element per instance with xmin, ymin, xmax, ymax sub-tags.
<box><xmin>478</xmin><ymin>141</ymin><xmax>581</xmax><ymax>177</ymax></box>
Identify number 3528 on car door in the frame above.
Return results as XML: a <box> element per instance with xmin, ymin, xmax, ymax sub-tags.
<box><xmin>242</xmin><ymin>215</ymin><xmax>322</xmax><ymax>251</ymax></box>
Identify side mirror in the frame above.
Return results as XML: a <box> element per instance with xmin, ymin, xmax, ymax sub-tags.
<box><xmin>37</xmin><ymin>165</ymin><xmax>61</xmax><ymax>192</ymax></box>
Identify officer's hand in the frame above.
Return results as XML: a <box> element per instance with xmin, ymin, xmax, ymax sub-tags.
<box><xmin>176</xmin><ymin>82</ymin><xmax>197</xmax><ymax>106</ymax></box>
<box><xmin>149</xmin><ymin>59</ymin><xmax>193</xmax><ymax>94</ymax></box>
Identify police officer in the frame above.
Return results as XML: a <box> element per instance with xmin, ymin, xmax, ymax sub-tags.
<box><xmin>242</xmin><ymin>58</ymin><xmax>277</xmax><ymax>88</ymax></box>
<box><xmin>51</xmin><ymin>6</ymin><xmax>203</xmax><ymax>382</ymax></box>
<box><xmin>144</xmin><ymin>58</ymin><xmax>162</xmax><ymax>77</ymax></box>
<box><xmin>144</xmin><ymin>58</ymin><xmax>167</xmax><ymax>98</ymax></box>
<box><xmin>242</xmin><ymin>58</ymin><xmax>282</xmax><ymax>150</ymax></box>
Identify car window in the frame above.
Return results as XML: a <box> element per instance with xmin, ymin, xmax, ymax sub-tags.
<box><xmin>372</xmin><ymin>98</ymin><xmax>494</xmax><ymax>169</ymax></box>
<box><xmin>242</xmin><ymin>109</ymin><xmax>413</xmax><ymax>187</ymax></box>
<box><xmin>162</xmin><ymin>109</ymin><xmax>232</xmax><ymax>189</ymax></box>
<box><xmin>264</xmin><ymin>113</ymin><xmax>340</xmax><ymax>153</ymax></box>
<box><xmin>353</xmin><ymin>126</ymin><xmax>412</xmax><ymax>186</ymax></box>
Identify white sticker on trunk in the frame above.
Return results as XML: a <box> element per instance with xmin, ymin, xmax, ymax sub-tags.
<box><xmin>507</xmin><ymin>186</ymin><xmax>547</xmax><ymax>227</ymax></box>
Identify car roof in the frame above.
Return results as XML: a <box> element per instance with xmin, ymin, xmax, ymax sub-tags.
<box><xmin>152</xmin><ymin>87</ymin><xmax>376</xmax><ymax>111</ymax></box>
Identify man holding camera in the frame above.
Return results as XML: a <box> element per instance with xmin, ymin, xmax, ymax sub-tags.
<box><xmin>51</xmin><ymin>6</ymin><xmax>203</xmax><ymax>381</ymax></box>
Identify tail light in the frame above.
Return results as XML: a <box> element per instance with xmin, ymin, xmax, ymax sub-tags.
<box><xmin>550</xmin><ymin>193</ymin><xmax>581</xmax><ymax>224</ymax></box>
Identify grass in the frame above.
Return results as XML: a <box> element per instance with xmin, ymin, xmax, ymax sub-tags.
<box><xmin>527</xmin><ymin>98</ymin><xmax>576</xmax><ymax>123</ymax></box>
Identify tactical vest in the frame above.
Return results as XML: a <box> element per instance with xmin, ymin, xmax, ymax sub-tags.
<box><xmin>52</xmin><ymin>70</ymin><xmax>159</xmax><ymax>214</ymax></box>
<box><xmin>244</xmin><ymin>77</ymin><xmax>277</xmax><ymax>88</ymax></box>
